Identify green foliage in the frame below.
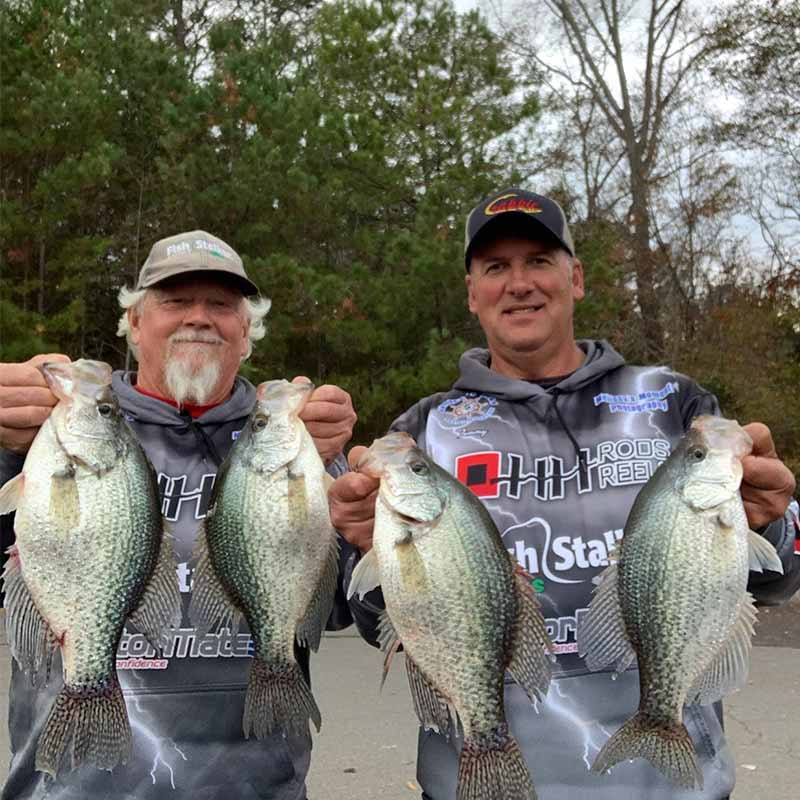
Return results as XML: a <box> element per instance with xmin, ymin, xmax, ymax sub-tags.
<box><xmin>1</xmin><ymin>0</ymin><xmax>798</xmax><ymax>474</ymax></box>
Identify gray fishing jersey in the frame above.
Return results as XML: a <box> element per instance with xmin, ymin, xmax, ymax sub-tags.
<box><xmin>347</xmin><ymin>339</ymin><xmax>799</xmax><ymax>800</ymax></box>
<box><xmin>1</xmin><ymin>372</ymin><xmax>353</xmax><ymax>800</ymax></box>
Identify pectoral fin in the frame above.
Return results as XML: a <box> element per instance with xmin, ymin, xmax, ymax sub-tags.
<box><xmin>0</xmin><ymin>473</ymin><xmax>25</xmax><ymax>515</ymax></box>
<box><xmin>347</xmin><ymin>547</ymin><xmax>381</xmax><ymax>601</ymax></box>
<box><xmin>747</xmin><ymin>529</ymin><xmax>784</xmax><ymax>574</ymax></box>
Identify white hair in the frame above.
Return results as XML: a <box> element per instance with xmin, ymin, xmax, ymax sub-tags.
<box><xmin>117</xmin><ymin>286</ymin><xmax>271</xmax><ymax>360</ymax></box>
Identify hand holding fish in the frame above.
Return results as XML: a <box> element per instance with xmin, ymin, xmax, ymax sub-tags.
<box><xmin>0</xmin><ymin>353</ymin><xmax>71</xmax><ymax>454</ymax></box>
<box><xmin>328</xmin><ymin>446</ymin><xmax>379</xmax><ymax>552</ymax></box>
<box><xmin>741</xmin><ymin>422</ymin><xmax>796</xmax><ymax>529</ymax></box>
<box><xmin>293</xmin><ymin>376</ymin><xmax>356</xmax><ymax>465</ymax></box>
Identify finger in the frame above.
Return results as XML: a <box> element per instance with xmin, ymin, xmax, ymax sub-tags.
<box><xmin>305</xmin><ymin>421</ymin><xmax>353</xmax><ymax>439</ymax></box>
<box><xmin>1</xmin><ymin>355</ymin><xmax>67</xmax><ymax>389</ymax></box>
<box><xmin>743</xmin><ymin>422</ymin><xmax>777</xmax><ymax>458</ymax></box>
<box><xmin>301</xmin><ymin>401</ymin><xmax>355</xmax><ymax>423</ymax></box>
<box><xmin>331</xmin><ymin>473</ymin><xmax>379</xmax><ymax>503</ymax></box>
<box><xmin>741</xmin><ymin>455</ymin><xmax>795</xmax><ymax>492</ymax></box>
<box><xmin>0</xmin><ymin>427</ymin><xmax>40</xmax><ymax>454</ymax></box>
<box><xmin>0</xmin><ymin>406</ymin><xmax>55</xmax><ymax>429</ymax></box>
<box><xmin>348</xmin><ymin>446</ymin><xmax>368</xmax><ymax>471</ymax></box>
<box><xmin>309</xmin><ymin>384</ymin><xmax>351</xmax><ymax>404</ymax></box>
<box><xmin>0</xmin><ymin>386</ymin><xmax>60</xmax><ymax>409</ymax></box>
<box><xmin>292</xmin><ymin>375</ymin><xmax>312</xmax><ymax>385</ymax></box>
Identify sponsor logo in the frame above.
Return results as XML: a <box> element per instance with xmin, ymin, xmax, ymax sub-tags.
<box><xmin>545</xmin><ymin>608</ymin><xmax>589</xmax><ymax>655</ymax></box>
<box><xmin>232</xmin><ymin>429</ymin><xmax>242</xmax><ymax>440</ymax></box>
<box><xmin>157</xmin><ymin>472</ymin><xmax>216</xmax><ymax>522</ymax></box>
<box><xmin>166</xmin><ymin>238</ymin><xmax>232</xmax><ymax>261</ymax></box>
<box><xmin>505</xmin><ymin>517</ymin><xmax>622</xmax><ymax>584</ymax></box>
<box><xmin>455</xmin><ymin>438</ymin><xmax>671</xmax><ymax>501</ymax></box>
<box><xmin>593</xmin><ymin>382</ymin><xmax>679</xmax><ymax>414</ymax></box>
<box><xmin>116</xmin><ymin>627</ymin><xmax>253</xmax><ymax>668</ymax></box>
<box><xmin>438</xmin><ymin>394</ymin><xmax>497</xmax><ymax>429</ymax></box>
<box><xmin>485</xmin><ymin>193</ymin><xmax>542</xmax><ymax>216</ymax></box>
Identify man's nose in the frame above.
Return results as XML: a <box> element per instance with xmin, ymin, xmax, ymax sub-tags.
<box><xmin>506</xmin><ymin>262</ymin><xmax>533</xmax><ymax>294</ymax></box>
<box><xmin>182</xmin><ymin>300</ymin><xmax>213</xmax><ymax>325</ymax></box>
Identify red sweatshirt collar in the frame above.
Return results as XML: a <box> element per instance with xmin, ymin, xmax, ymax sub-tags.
<box><xmin>133</xmin><ymin>384</ymin><xmax>220</xmax><ymax>419</ymax></box>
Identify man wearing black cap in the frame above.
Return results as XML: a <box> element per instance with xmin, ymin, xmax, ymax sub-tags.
<box><xmin>330</xmin><ymin>188</ymin><xmax>799</xmax><ymax>799</ymax></box>
<box><xmin>0</xmin><ymin>230</ymin><xmax>358</xmax><ymax>799</ymax></box>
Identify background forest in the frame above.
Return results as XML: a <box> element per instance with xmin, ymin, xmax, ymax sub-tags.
<box><xmin>1</xmin><ymin>0</ymin><xmax>798</xmax><ymax>480</ymax></box>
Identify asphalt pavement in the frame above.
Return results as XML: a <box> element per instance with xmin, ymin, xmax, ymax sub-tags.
<box><xmin>1</xmin><ymin>598</ymin><xmax>798</xmax><ymax>799</ymax></box>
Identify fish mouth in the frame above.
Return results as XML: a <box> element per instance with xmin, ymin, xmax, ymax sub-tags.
<box><xmin>690</xmin><ymin>415</ymin><xmax>752</xmax><ymax>458</ymax></box>
<box><xmin>358</xmin><ymin>432</ymin><xmax>417</xmax><ymax>478</ymax></box>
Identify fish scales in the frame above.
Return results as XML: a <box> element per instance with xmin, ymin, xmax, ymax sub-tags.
<box><xmin>349</xmin><ymin>432</ymin><xmax>552</xmax><ymax>800</ymax></box>
<box><xmin>579</xmin><ymin>415</ymin><xmax>782</xmax><ymax>789</ymax></box>
<box><xmin>191</xmin><ymin>378</ymin><xmax>339</xmax><ymax>739</ymax></box>
<box><xmin>1</xmin><ymin>359</ymin><xmax>181</xmax><ymax>778</ymax></box>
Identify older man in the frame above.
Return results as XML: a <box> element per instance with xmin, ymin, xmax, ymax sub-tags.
<box><xmin>330</xmin><ymin>188</ymin><xmax>799</xmax><ymax>800</ymax></box>
<box><xmin>0</xmin><ymin>231</ymin><xmax>357</xmax><ymax>800</ymax></box>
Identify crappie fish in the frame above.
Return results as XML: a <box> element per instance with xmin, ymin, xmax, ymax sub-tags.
<box><xmin>348</xmin><ymin>432</ymin><xmax>552</xmax><ymax>800</ymax></box>
<box><xmin>189</xmin><ymin>379</ymin><xmax>339</xmax><ymax>738</ymax></box>
<box><xmin>578</xmin><ymin>415</ymin><xmax>784</xmax><ymax>789</ymax></box>
<box><xmin>0</xmin><ymin>360</ymin><xmax>181</xmax><ymax>777</ymax></box>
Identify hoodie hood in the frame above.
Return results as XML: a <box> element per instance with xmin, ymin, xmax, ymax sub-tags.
<box><xmin>453</xmin><ymin>340</ymin><xmax>626</xmax><ymax>400</ymax></box>
<box><xmin>112</xmin><ymin>371</ymin><xmax>257</xmax><ymax>426</ymax></box>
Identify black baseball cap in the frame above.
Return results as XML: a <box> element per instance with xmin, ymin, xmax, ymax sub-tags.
<box><xmin>464</xmin><ymin>188</ymin><xmax>575</xmax><ymax>269</ymax></box>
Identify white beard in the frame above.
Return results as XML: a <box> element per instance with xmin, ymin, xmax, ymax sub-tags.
<box><xmin>164</xmin><ymin>332</ymin><xmax>224</xmax><ymax>405</ymax></box>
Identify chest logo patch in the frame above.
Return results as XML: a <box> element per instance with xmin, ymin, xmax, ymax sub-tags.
<box><xmin>593</xmin><ymin>381</ymin><xmax>679</xmax><ymax>414</ymax></box>
<box><xmin>437</xmin><ymin>393</ymin><xmax>498</xmax><ymax>428</ymax></box>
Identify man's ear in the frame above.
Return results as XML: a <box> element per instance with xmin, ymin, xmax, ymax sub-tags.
<box><xmin>466</xmin><ymin>272</ymin><xmax>477</xmax><ymax>314</ymax></box>
<box><xmin>572</xmin><ymin>259</ymin><xmax>585</xmax><ymax>301</ymax></box>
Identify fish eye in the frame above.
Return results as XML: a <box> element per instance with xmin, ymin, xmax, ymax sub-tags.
<box><xmin>687</xmin><ymin>446</ymin><xmax>707</xmax><ymax>462</ymax></box>
<box><xmin>253</xmin><ymin>413</ymin><xmax>269</xmax><ymax>431</ymax></box>
<box><xmin>97</xmin><ymin>402</ymin><xmax>115</xmax><ymax>417</ymax></box>
<box><xmin>410</xmin><ymin>461</ymin><xmax>429</xmax><ymax>475</ymax></box>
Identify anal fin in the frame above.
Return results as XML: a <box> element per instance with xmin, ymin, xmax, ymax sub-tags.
<box><xmin>127</xmin><ymin>529</ymin><xmax>182</xmax><ymax>651</ymax></box>
<box><xmin>187</xmin><ymin>524</ymin><xmax>242</xmax><ymax>636</ymax></box>
<box><xmin>296</xmin><ymin>534</ymin><xmax>340</xmax><ymax>651</ymax></box>
<box><xmin>405</xmin><ymin>653</ymin><xmax>452</xmax><ymax>737</ymax></box>
<box><xmin>507</xmin><ymin>565</ymin><xmax>552</xmax><ymax>702</ymax></box>
<box><xmin>577</xmin><ymin>561</ymin><xmax>636</xmax><ymax>674</ymax></box>
<box><xmin>686</xmin><ymin>592</ymin><xmax>757</xmax><ymax>706</ymax></box>
<box><xmin>2</xmin><ymin>547</ymin><xmax>58</xmax><ymax>685</ymax></box>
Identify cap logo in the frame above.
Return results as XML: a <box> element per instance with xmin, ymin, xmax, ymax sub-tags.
<box><xmin>165</xmin><ymin>238</ymin><xmax>233</xmax><ymax>261</ymax></box>
<box><xmin>485</xmin><ymin>193</ymin><xmax>542</xmax><ymax>216</ymax></box>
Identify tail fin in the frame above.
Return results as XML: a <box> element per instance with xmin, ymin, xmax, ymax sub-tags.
<box><xmin>243</xmin><ymin>657</ymin><xmax>321</xmax><ymax>739</ymax></box>
<box><xmin>36</xmin><ymin>675</ymin><xmax>131</xmax><ymax>777</ymax></box>
<box><xmin>592</xmin><ymin>712</ymin><xmax>703</xmax><ymax>790</ymax></box>
<box><xmin>457</xmin><ymin>723</ymin><xmax>536</xmax><ymax>800</ymax></box>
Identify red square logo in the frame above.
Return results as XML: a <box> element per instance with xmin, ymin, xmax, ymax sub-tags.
<box><xmin>455</xmin><ymin>452</ymin><xmax>501</xmax><ymax>498</ymax></box>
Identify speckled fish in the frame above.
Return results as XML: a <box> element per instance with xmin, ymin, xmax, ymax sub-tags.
<box><xmin>578</xmin><ymin>415</ymin><xmax>783</xmax><ymax>789</ymax></box>
<box><xmin>348</xmin><ymin>432</ymin><xmax>552</xmax><ymax>800</ymax></box>
<box><xmin>189</xmin><ymin>379</ymin><xmax>339</xmax><ymax>738</ymax></box>
<box><xmin>0</xmin><ymin>359</ymin><xmax>181</xmax><ymax>777</ymax></box>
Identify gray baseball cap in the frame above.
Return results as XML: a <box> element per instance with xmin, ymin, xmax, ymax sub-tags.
<box><xmin>136</xmin><ymin>230</ymin><xmax>259</xmax><ymax>295</ymax></box>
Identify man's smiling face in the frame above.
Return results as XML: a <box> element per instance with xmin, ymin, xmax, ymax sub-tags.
<box><xmin>466</xmin><ymin>235</ymin><xmax>584</xmax><ymax>373</ymax></box>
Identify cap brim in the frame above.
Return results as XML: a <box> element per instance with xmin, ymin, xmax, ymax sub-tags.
<box><xmin>140</xmin><ymin>267</ymin><xmax>260</xmax><ymax>296</ymax></box>
<box><xmin>465</xmin><ymin>212</ymin><xmax>573</xmax><ymax>268</ymax></box>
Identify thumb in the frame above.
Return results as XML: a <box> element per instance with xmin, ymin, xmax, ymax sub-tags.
<box><xmin>347</xmin><ymin>445</ymin><xmax>368</xmax><ymax>471</ymax></box>
<box><xmin>292</xmin><ymin>375</ymin><xmax>312</xmax><ymax>385</ymax></box>
<box><xmin>29</xmin><ymin>353</ymin><xmax>71</xmax><ymax>368</ymax></box>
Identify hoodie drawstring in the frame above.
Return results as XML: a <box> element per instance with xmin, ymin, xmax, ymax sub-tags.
<box><xmin>180</xmin><ymin>411</ymin><xmax>223</xmax><ymax>466</ymax></box>
<box><xmin>551</xmin><ymin>391</ymin><xmax>587</xmax><ymax>478</ymax></box>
